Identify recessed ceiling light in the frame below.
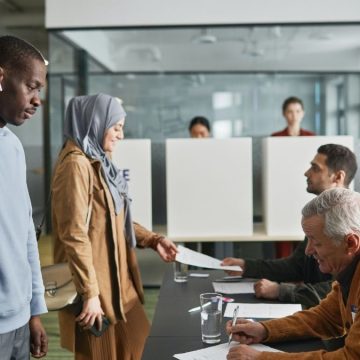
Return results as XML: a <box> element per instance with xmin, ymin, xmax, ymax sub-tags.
<box><xmin>192</xmin><ymin>29</ymin><xmax>217</xmax><ymax>44</ymax></box>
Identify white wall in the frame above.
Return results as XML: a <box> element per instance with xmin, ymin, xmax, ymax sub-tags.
<box><xmin>166</xmin><ymin>138</ymin><xmax>253</xmax><ymax>238</ymax></box>
<box><xmin>263</xmin><ymin>136</ymin><xmax>354</xmax><ymax>236</ymax></box>
<box><xmin>46</xmin><ymin>0</ymin><xmax>360</xmax><ymax>28</ymax></box>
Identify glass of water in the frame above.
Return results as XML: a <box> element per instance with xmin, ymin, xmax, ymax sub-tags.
<box><xmin>173</xmin><ymin>261</ymin><xmax>188</xmax><ymax>282</ymax></box>
<box><xmin>200</xmin><ymin>292</ymin><xmax>222</xmax><ymax>344</ymax></box>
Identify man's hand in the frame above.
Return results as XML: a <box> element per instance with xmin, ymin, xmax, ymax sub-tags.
<box><xmin>227</xmin><ymin>344</ymin><xmax>262</xmax><ymax>360</ymax></box>
<box><xmin>29</xmin><ymin>316</ymin><xmax>48</xmax><ymax>358</ymax></box>
<box><xmin>156</xmin><ymin>237</ymin><xmax>178</xmax><ymax>262</ymax></box>
<box><xmin>76</xmin><ymin>296</ymin><xmax>104</xmax><ymax>331</ymax></box>
<box><xmin>221</xmin><ymin>257</ymin><xmax>245</xmax><ymax>276</ymax></box>
<box><xmin>254</xmin><ymin>279</ymin><xmax>280</xmax><ymax>300</ymax></box>
<box><xmin>226</xmin><ymin>319</ymin><xmax>267</xmax><ymax>345</ymax></box>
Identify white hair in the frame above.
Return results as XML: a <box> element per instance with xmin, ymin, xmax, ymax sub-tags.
<box><xmin>302</xmin><ymin>188</ymin><xmax>360</xmax><ymax>245</ymax></box>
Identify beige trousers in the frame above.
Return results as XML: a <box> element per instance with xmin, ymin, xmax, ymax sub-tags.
<box><xmin>75</xmin><ymin>300</ymin><xmax>150</xmax><ymax>360</ymax></box>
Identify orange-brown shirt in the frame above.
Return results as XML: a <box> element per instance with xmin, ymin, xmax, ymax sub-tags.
<box><xmin>257</xmin><ymin>259</ymin><xmax>360</xmax><ymax>359</ymax></box>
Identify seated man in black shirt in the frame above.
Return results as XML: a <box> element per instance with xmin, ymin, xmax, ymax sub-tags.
<box><xmin>222</xmin><ymin>144</ymin><xmax>358</xmax><ymax>308</ymax></box>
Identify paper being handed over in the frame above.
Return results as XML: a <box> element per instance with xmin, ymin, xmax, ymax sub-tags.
<box><xmin>175</xmin><ymin>245</ymin><xmax>242</xmax><ymax>271</ymax></box>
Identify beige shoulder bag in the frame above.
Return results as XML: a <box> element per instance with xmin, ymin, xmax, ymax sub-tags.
<box><xmin>40</xmin><ymin>157</ymin><xmax>93</xmax><ymax>311</ymax></box>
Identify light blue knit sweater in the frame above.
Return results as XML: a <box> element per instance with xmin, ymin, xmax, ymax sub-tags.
<box><xmin>0</xmin><ymin>126</ymin><xmax>47</xmax><ymax>333</ymax></box>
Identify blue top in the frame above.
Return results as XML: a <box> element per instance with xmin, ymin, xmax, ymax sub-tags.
<box><xmin>0</xmin><ymin>126</ymin><xmax>47</xmax><ymax>333</ymax></box>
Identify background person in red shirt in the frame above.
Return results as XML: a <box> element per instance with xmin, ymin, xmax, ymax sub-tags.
<box><xmin>272</xmin><ymin>96</ymin><xmax>315</xmax><ymax>257</ymax></box>
<box><xmin>272</xmin><ymin>96</ymin><xmax>315</xmax><ymax>137</ymax></box>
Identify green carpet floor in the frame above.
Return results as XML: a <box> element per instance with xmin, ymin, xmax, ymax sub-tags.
<box><xmin>41</xmin><ymin>288</ymin><xmax>159</xmax><ymax>359</ymax></box>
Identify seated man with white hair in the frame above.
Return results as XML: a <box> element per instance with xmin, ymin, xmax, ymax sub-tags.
<box><xmin>226</xmin><ymin>187</ymin><xmax>360</xmax><ymax>360</ymax></box>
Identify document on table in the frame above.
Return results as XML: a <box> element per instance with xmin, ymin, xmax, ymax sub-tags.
<box><xmin>212</xmin><ymin>281</ymin><xmax>255</xmax><ymax>294</ymax></box>
<box><xmin>173</xmin><ymin>342</ymin><xmax>282</xmax><ymax>359</ymax></box>
<box><xmin>175</xmin><ymin>245</ymin><xmax>242</xmax><ymax>271</ymax></box>
<box><xmin>224</xmin><ymin>302</ymin><xmax>302</xmax><ymax>318</ymax></box>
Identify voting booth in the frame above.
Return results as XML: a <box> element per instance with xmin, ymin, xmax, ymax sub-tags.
<box><xmin>166</xmin><ymin>138</ymin><xmax>253</xmax><ymax>238</ymax></box>
<box><xmin>262</xmin><ymin>136</ymin><xmax>354</xmax><ymax>236</ymax></box>
<box><xmin>112</xmin><ymin>139</ymin><xmax>152</xmax><ymax>230</ymax></box>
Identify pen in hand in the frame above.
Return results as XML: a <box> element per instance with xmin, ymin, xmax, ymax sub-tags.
<box><xmin>228</xmin><ymin>305</ymin><xmax>239</xmax><ymax>345</ymax></box>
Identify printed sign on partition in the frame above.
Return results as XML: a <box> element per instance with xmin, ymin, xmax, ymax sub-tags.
<box><xmin>112</xmin><ymin>139</ymin><xmax>152</xmax><ymax>230</ymax></box>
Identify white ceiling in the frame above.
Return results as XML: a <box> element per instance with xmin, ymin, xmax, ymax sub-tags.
<box><xmin>61</xmin><ymin>25</ymin><xmax>360</xmax><ymax>72</ymax></box>
<box><xmin>0</xmin><ymin>0</ymin><xmax>47</xmax><ymax>56</ymax></box>
<box><xmin>1</xmin><ymin>1</ymin><xmax>360</xmax><ymax>73</ymax></box>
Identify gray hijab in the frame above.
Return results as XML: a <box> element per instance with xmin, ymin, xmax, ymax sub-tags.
<box><xmin>63</xmin><ymin>93</ymin><xmax>136</xmax><ymax>248</ymax></box>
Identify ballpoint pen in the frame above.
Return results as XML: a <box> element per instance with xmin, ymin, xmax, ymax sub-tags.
<box><xmin>188</xmin><ymin>297</ymin><xmax>234</xmax><ymax>312</ymax></box>
<box><xmin>228</xmin><ymin>305</ymin><xmax>239</xmax><ymax>345</ymax></box>
<box><xmin>188</xmin><ymin>302</ymin><xmax>211</xmax><ymax>313</ymax></box>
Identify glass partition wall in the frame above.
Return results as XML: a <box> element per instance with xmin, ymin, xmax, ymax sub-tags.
<box><xmin>47</xmin><ymin>24</ymin><xmax>360</xmax><ymax>227</ymax></box>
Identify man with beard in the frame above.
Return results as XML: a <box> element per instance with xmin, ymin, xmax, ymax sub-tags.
<box><xmin>222</xmin><ymin>144</ymin><xmax>357</xmax><ymax>308</ymax></box>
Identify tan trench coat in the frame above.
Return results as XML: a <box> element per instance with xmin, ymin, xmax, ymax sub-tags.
<box><xmin>51</xmin><ymin>140</ymin><xmax>162</xmax><ymax>351</ymax></box>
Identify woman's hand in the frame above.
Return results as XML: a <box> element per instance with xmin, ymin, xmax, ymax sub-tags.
<box><xmin>75</xmin><ymin>296</ymin><xmax>104</xmax><ymax>331</ymax></box>
<box><xmin>156</xmin><ymin>237</ymin><xmax>178</xmax><ymax>262</ymax></box>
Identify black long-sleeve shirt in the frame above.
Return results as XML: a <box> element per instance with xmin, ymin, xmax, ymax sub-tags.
<box><xmin>244</xmin><ymin>238</ymin><xmax>333</xmax><ymax>308</ymax></box>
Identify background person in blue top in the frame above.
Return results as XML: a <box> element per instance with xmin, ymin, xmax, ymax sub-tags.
<box><xmin>0</xmin><ymin>35</ymin><xmax>48</xmax><ymax>358</ymax></box>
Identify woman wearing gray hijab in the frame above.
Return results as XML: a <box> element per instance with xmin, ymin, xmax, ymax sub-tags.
<box><xmin>51</xmin><ymin>93</ymin><xmax>177</xmax><ymax>360</ymax></box>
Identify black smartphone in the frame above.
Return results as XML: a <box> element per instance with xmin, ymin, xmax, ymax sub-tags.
<box><xmin>73</xmin><ymin>301</ymin><xmax>110</xmax><ymax>337</ymax></box>
<box><xmin>89</xmin><ymin>316</ymin><xmax>110</xmax><ymax>337</ymax></box>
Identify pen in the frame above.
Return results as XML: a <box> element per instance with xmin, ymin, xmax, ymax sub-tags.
<box><xmin>188</xmin><ymin>302</ymin><xmax>211</xmax><ymax>313</ymax></box>
<box><xmin>228</xmin><ymin>305</ymin><xmax>239</xmax><ymax>345</ymax></box>
<box><xmin>188</xmin><ymin>297</ymin><xmax>234</xmax><ymax>312</ymax></box>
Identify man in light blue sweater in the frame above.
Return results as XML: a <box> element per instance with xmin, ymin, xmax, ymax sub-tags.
<box><xmin>0</xmin><ymin>36</ymin><xmax>48</xmax><ymax>359</ymax></box>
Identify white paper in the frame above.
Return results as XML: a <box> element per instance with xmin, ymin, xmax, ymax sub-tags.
<box><xmin>189</xmin><ymin>273</ymin><xmax>210</xmax><ymax>278</ymax></box>
<box><xmin>224</xmin><ymin>302</ymin><xmax>302</xmax><ymax>318</ymax></box>
<box><xmin>213</xmin><ymin>282</ymin><xmax>255</xmax><ymax>294</ymax></box>
<box><xmin>173</xmin><ymin>342</ymin><xmax>282</xmax><ymax>359</ymax></box>
<box><xmin>176</xmin><ymin>245</ymin><xmax>242</xmax><ymax>271</ymax></box>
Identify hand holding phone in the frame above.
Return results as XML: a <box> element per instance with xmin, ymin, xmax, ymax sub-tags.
<box><xmin>89</xmin><ymin>316</ymin><xmax>110</xmax><ymax>337</ymax></box>
<box><xmin>74</xmin><ymin>296</ymin><xmax>109</xmax><ymax>336</ymax></box>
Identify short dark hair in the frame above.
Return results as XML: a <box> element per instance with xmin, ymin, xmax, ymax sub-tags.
<box><xmin>188</xmin><ymin>116</ymin><xmax>211</xmax><ymax>132</ymax></box>
<box><xmin>0</xmin><ymin>35</ymin><xmax>46</xmax><ymax>73</ymax></box>
<box><xmin>318</xmin><ymin>144</ymin><xmax>358</xmax><ymax>187</ymax></box>
<box><xmin>282</xmin><ymin>96</ymin><xmax>304</xmax><ymax>113</ymax></box>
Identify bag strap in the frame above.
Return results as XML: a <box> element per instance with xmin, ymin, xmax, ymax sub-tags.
<box><xmin>36</xmin><ymin>194</ymin><xmax>51</xmax><ymax>241</ymax></box>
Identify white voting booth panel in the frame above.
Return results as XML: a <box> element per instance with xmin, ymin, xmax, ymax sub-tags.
<box><xmin>263</xmin><ymin>136</ymin><xmax>354</xmax><ymax>236</ymax></box>
<box><xmin>112</xmin><ymin>140</ymin><xmax>152</xmax><ymax>230</ymax></box>
<box><xmin>166</xmin><ymin>138</ymin><xmax>253</xmax><ymax>238</ymax></box>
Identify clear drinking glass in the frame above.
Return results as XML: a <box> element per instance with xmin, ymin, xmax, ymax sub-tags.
<box><xmin>173</xmin><ymin>261</ymin><xmax>188</xmax><ymax>282</ymax></box>
<box><xmin>200</xmin><ymin>292</ymin><xmax>222</xmax><ymax>344</ymax></box>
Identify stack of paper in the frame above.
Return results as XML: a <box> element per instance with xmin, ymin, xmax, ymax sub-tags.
<box><xmin>212</xmin><ymin>282</ymin><xmax>255</xmax><ymax>294</ymax></box>
<box><xmin>173</xmin><ymin>342</ymin><xmax>282</xmax><ymax>359</ymax></box>
<box><xmin>224</xmin><ymin>302</ymin><xmax>302</xmax><ymax>318</ymax></box>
